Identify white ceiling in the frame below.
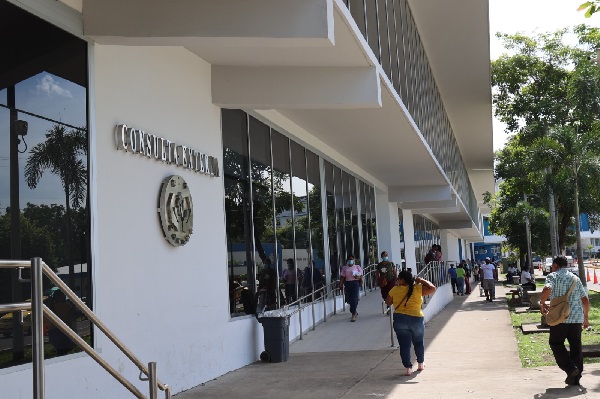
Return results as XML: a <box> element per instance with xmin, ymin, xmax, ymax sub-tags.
<box><xmin>83</xmin><ymin>0</ymin><xmax>494</xmax><ymax>238</ymax></box>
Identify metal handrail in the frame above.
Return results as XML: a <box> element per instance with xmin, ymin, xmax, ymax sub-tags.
<box><xmin>0</xmin><ymin>258</ymin><xmax>171</xmax><ymax>399</ymax></box>
<box><xmin>282</xmin><ymin>279</ymin><xmax>342</xmax><ymax>340</ymax></box>
<box><xmin>386</xmin><ymin>261</ymin><xmax>451</xmax><ymax>345</ymax></box>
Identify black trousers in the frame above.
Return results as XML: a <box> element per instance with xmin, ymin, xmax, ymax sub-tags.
<box><xmin>548</xmin><ymin>323</ymin><xmax>583</xmax><ymax>375</ymax></box>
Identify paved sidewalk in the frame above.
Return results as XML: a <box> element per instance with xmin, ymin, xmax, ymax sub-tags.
<box><xmin>175</xmin><ymin>281</ymin><xmax>600</xmax><ymax>399</ymax></box>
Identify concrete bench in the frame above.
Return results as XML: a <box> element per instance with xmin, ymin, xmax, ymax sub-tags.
<box><xmin>583</xmin><ymin>345</ymin><xmax>600</xmax><ymax>358</ymax></box>
<box><xmin>509</xmin><ymin>289</ymin><xmax>522</xmax><ymax>304</ymax></box>
<box><xmin>566</xmin><ymin>345</ymin><xmax>600</xmax><ymax>358</ymax></box>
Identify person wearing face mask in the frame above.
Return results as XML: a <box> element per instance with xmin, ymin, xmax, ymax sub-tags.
<box><xmin>376</xmin><ymin>251</ymin><xmax>398</xmax><ymax>314</ymax></box>
<box><xmin>339</xmin><ymin>255</ymin><xmax>363</xmax><ymax>322</ymax></box>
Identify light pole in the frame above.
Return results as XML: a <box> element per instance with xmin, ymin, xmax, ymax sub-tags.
<box><xmin>524</xmin><ymin>193</ymin><xmax>534</xmax><ymax>274</ymax></box>
<box><xmin>546</xmin><ymin>167</ymin><xmax>559</xmax><ymax>257</ymax></box>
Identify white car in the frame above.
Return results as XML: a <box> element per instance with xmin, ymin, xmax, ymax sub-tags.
<box><xmin>566</xmin><ymin>256</ymin><xmax>579</xmax><ymax>275</ymax></box>
<box><xmin>543</xmin><ymin>257</ymin><xmax>553</xmax><ymax>275</ymax></box>
<box><xmin>543</xmin><ymin>256</ymin><xmax>579</xmax><ymax>275</ymax></box>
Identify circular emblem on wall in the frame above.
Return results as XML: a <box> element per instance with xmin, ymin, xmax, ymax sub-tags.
<box><xmin>158</xmin><ymin>175</ymin><xmax>193</xmax><ymax>246</ymax></box>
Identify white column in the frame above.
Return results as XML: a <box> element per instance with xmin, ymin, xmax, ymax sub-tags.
<box><xmin>440</xmin><ymin>229</ymin><xmax>460</xmax><ymax>264</ymax></box>
<box><xmin>375</xmin><ymin>189</ymin><xmax>402</xmax><ymax>263</ymax></box>
<box><xmin>402</xmin><ymin>209</ymin><xmax>416</xmax><ymax>269</ymax></box>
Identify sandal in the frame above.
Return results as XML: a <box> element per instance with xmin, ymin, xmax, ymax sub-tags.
<box><xmin>417</xmin><ymin>363</ymin><xmax>425</xmax><ymax>371</ymax></box>
<box><xmin>404</xmin><ymin>368</ymin><xmax>412</xmax><ymax>376</ymax></box>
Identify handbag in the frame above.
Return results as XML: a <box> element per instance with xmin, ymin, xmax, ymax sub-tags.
<box><xmin>379</xmin><ymin>276</ymin><xmax>388</xmax><ymax>288</ymax></box>
<box><xmin>545</xmin><ymin>276</ymin><xmax>577</xmax><ymax>326</ymax></box>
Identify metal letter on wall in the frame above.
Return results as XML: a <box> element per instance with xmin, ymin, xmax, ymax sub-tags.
<box><xmin>158</xmin><ymin>175</ymin><xmax>193</xmax><ymax>246</ymax></box>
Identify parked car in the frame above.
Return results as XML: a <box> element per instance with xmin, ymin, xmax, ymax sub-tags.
<box><xmin>532</xmin><ymin>256</ymin><xmax>542</xmax><ymax>270</ymax></box>
<box><xmin>543</xmin><ymin>257</ymin><xmax>553</xmax><ymax>275</ymax></box>
<box><xmin>566</xmin><ymin>256</ymin><xmax>579</xmax><ymax>275</ymax></box>
<box><xmin>542</xmin><ymin>256</ymin><xmax>579</xmax><ymax>276</ymax></box>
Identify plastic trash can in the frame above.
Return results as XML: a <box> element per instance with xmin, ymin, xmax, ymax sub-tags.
<box><xmin>257</xmin><ymin>316</ymin><xmax>289</xmax><ymax>363</ymax></box>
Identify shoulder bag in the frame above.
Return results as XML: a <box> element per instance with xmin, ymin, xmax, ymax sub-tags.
<box><xmin>545</xmin><ymin>276</ymin><xmax>577</xmax><ymax>326</ymax></box>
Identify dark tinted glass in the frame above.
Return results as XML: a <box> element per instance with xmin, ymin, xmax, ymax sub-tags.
<box><xmin>0</xmin><ymin>1</ymin><xmax>90</xmax><ymax>368</ymax></box>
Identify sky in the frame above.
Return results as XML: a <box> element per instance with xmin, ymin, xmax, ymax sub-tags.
<box><xmin>489</xmin><ymin>0</ymin><xmax>600</xmax><ymax>151</ymax></box>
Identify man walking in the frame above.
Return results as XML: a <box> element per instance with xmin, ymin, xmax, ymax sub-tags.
<box><xmin>376</xmin><ymin>251</ymin><xmax>397</xmax><ymax>314</ymax></box>
<box><xmin>447</xmin><ymin>263</ymin><xmax>457</xmax><ymax>295</ymax></box>
<box><xmin>540</xmin><ymin>255</ymin><xmax>590</xmax><ymax>386</ymax></box>
<box><xmin>481</xmin><ymin>257</ymin><xmax>496</xmax><ymax>302</ymax></box>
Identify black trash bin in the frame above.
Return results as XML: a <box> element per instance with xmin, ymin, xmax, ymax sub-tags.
<box><xmin>257</xmin><ymin>316</ymin><xmax>289</xmax><ymax>363</ymax></box>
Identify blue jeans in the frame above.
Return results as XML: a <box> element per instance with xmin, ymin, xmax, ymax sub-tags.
<box><xmin>393</xmin><ymin>313</ymin><xmax>425</xmax><ymax>368</ymax></box>
<box><xmin>450</xmin><ymin>278</ymin><xmax>457</xmax><ymax>293</ymax></box>
<box><xmin>344</xmin><ymin>280</ymin><xmax>360</xmax><ymax>315</ymax></box>
<box><xmin>456</xmin><ymin>277</ymin><xmax>465</xmax><ymax>294</ymax></box>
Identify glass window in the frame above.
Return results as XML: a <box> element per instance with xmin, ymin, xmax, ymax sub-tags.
<box><xmin>222</xmin><ymin>112</ymin><xmax>376</xmax><ymax>307</ymax></box>
<box><xmin>306</xmin><ymin>150</ymin><xmax>324</xmax><ymax>296</ymax></box>
<box><xmin>249</xmin><ymin>117</ymin><xmax>278</xmax><ymax>311</ymax></box>
<box><xmin>271</xmin><ymin>130</ymin><xmax>293</xmax><ymax>305</ymax></box>
<box><xmin>369</xmin><ymin>185</ymin><xmax>378</xmax><ymax>262</ymax></box>
<box><xmin>290</xmin><ymin>141</ymin><xmax>308</xmax><ymax>303</ymax></box>
<box><xmin>324</xmin><ymin>161</ymin><xmax>339</xmax><ymax>280</ymax></box>
<box><xmin>335</xmin><ymin>167</ymin><xmax>346</xmax><ymax>263</ymax></box>
<box><xmin>222</xmin><ymin>109</ymin><xmax>253</xmax><ymax>316</ymax></box>
<box><xmin>0</xmin><ymin>1</ymin><xmax>90</xmax><ymax>368</ymax></box>
<box><xmin>360</xmin><ymin>181</ymin><xmax>370</xmax><ymax>266</ymax></box>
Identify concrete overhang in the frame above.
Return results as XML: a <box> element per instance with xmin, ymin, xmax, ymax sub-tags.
<box><xmin>82</xmin><ymin>0</ymin><xmax>493</xmax><ymax>237</ymax></box>
<box><xmin>409</xmin><ymin>0</ymin><xmax>494</xmax><ymax>197</ymax></box>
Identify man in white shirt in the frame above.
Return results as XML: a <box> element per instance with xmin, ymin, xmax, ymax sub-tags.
<box><xmin>521</xmin><ymin>267</ymin><xmax>536</xmax><ymax>290</ymax></box>
<box><xmin>506</xmin><ymin>264</ymin><xmax>518</xmax><ymax>283</ymax></box>
<box><xmin>481</xmin><ymin>258</ymin><xmax>497</xmax><ymax>302</ymax></box>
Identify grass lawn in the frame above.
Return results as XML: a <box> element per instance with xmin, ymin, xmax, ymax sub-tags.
<box><xmin>503</xmin><ymin>277</ymin><xmax>600</xmax><ymax>368</ymax></box>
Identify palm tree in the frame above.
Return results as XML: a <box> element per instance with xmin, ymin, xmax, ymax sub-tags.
<box><xmin>532</xmin><ymin>124</ymin><xmax>600</xmax><ymax>286</ymax></box>
<box><xmin>25</xmin><ymin>124</ymin><xmax>87</xmax><ymax>288</ymax></box>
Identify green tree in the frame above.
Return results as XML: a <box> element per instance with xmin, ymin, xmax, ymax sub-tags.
<box><xmin>490</xmin><ymin>26</ymin><xmax>600</xmax><ymax>282</ymax></box>
<box><xmin>24</xmin><ymin>124</ymin><xmax>87</xmax><ymax>287</ymax></box>
<box><xmin>530</xmin><ymin>125</ymin><xmax>600</xmax><ymax>283</ymax></box>
<box><xmin>579</xmin><ymin>1</ymin><xmax>600</xmax><ymax>17</ymax></box>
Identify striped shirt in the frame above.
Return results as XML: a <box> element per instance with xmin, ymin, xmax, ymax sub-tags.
<box><xmin>544</xmin><ymin>268</ymin><xmax>587</xmax><ymax>324</ymax></box>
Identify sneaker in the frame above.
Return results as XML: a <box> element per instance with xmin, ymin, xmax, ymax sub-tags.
<box><xmin>565</xmin><ymin>367</ymin><xmax>581</xmax><ymax>385</ymax></box>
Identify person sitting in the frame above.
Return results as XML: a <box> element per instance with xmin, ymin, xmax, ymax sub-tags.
<box><xmin>520</xmin><ymin>267</ymin><xmax>536</xmax><ymax>291</ymax></box>
<box><xmin>506</xmin><ymin>264</ymin><xmax>518</xmax><ymax>283</ymax></box>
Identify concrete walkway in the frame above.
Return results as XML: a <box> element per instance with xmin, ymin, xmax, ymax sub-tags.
<box><xmin>175</xmin><ymin>281</ymin><xmax>600</xmax><ymax>399</ymax></box>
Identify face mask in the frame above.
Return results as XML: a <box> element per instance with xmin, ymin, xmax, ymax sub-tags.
<box><xmin>382</xmin><ymin>257</ymin><xmax>389</xmax><ymax>261</ymax></box>
<box><xmin>348</xmin><ymin>260</ymin><xmax>354</xmax><ymax>265</ymax></box>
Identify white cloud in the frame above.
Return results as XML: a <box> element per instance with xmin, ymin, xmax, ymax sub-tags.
<box><xmin>36</xmin><ymin>74</ymin><xmax>72</xmax><ymax>98</ymax></box>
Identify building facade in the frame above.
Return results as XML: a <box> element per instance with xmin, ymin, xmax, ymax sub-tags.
<box><xmin>0</xmin><ymin>0</ymin><xmax>493</xmax><ymax>397</ymax></box>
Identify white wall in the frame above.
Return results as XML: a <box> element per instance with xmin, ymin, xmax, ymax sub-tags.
<box><xmin>423</xmin><ymin>283</ymin><xmax>453</xmax><ymax>323</ymax></box>
<box><xmin>0</xmin><ymin>44</ymin><xmax>260</xmax><ymax>399</ymax></box>
<box><xmin>440</xmin><ymin>230</ymin><xmax>460</xmax><ymax>263</ymax></box>
<box><xmin>374</xmin><ymin>190</ymin><xmax>402</xmax><ymax>264</ymax></box>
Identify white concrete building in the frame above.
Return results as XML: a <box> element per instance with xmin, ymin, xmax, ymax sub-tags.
<box><xmin>0</xmin><ymin>0</ymin><xmax>493</xmax><ymax>397</ymax></box>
